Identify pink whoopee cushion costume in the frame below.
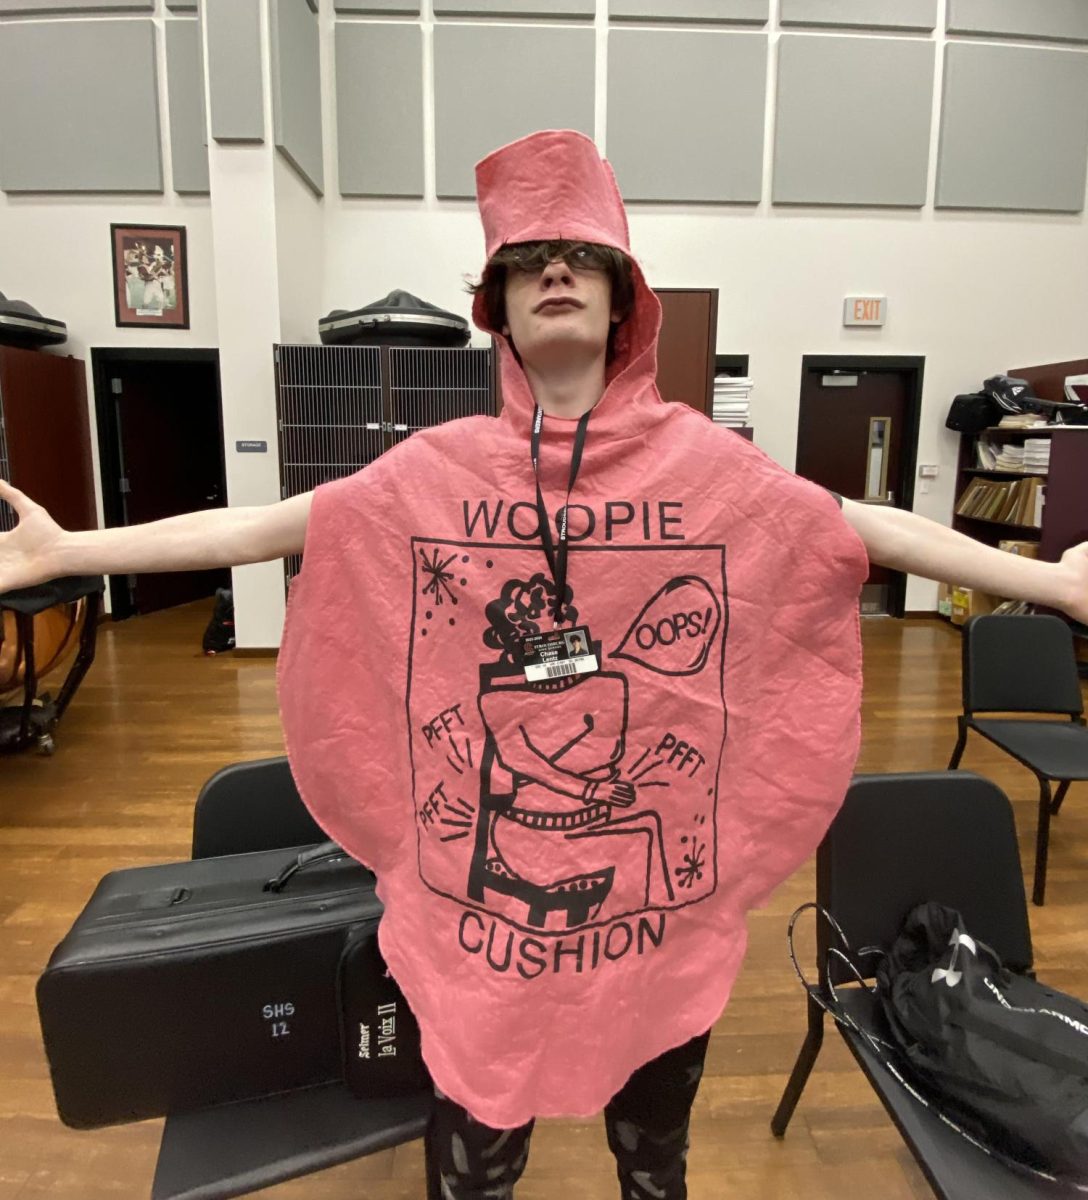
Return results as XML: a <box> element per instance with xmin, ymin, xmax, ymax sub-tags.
<box><xmin>277</xmin><ymin>129</ymin><xmax>869</xmax><ymax>1128</ymax></box>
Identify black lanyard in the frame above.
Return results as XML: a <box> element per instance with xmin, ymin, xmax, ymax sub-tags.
<box><xmin>530</xmin><ymin>403</ymin><xmax>591</xmax><ymax>628</ymax></box>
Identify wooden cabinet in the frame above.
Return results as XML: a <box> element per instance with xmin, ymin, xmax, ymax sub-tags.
<box><xmin>951</xmin><ymin>357</ymin><xmax>1088</xmax><ymax>567</ymax></box>
<box><xmin>653</xmin><ymin>288</ymin><xmax>718</xmax><ymax>415</ymax></box>
<box><xmin>953</xmin><ymin>426</ymin><xmax>1088</xmax><ymax>560</ymax></box>
<box><xmin>0</xmin><ymin>345</ymin><xmax>96</xmax><ymax>536</ymax></box>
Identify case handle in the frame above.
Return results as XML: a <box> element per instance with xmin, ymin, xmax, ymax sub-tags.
<box><xmin>264</xmin><ymin>840</ymin><xmax>348</xmax><ymax>893</ymax></box>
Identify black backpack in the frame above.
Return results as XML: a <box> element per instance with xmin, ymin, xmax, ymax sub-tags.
<box><xmin>945</xmin><ymin>391</ymin><xmax>999</xmax><ymax>434</ymax></box>
<box><xmin>876</xmin><ymin>902</ymin><xmax>1088</xmax><ymax>1181</ymax></box>
<box><xmin>202</xmin><ymin>587</ymin><xmax>236</xmax><ymax>655</ymax></box>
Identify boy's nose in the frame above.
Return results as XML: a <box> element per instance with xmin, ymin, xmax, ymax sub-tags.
<box><xmin>540</xmin><ymin>259</ymin><xmax>574</xmax><ymax>287</ymax></box>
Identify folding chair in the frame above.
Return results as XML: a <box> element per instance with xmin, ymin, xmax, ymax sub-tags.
<box><xmin>191</xmin><ymin>755</ymin><xmax>326</xmax><ymax>859</ymax></box>
<box><xmin>948</xmin><ymin>614</ymin><xmax>1088</xmax><ymax>905</ymax></box>
<box><xmin>768</xmin><ymin>771</ymin><xmax>1085</xmax><ymax>1199</ymax></box>
<box><xmin>149</xmin><ymin>758</ymin><xmax>433</xmax><ymax>1200</ymax></box>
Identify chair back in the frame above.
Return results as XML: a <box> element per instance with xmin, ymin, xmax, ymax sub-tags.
<box><xmin>192</xmin><ymin>756</ymin><xmax>326</xmax><ymax>859</ymax></box>
<box><xmin>962</xmin><ymin>614</ymin><xmax>1084</xmax><ymax>716</ymax></box>
<box><xmin>818</xmin><ymin>772</ymin><xmax>1033</xmax><ymax>984</ymax></box>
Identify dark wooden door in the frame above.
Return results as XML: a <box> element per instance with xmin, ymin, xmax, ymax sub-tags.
<box><xmin>796</xmin><ymin>366</ymin><xmax>912</xmax><ymax>615</ymax></box>
<box><xmin>112</xmin><ymin>359</ymin><xmax>228</xmax><ymax>615</ymax></box>
<box><xmin>0</xmin><ymin>345</ymin><xmax>96</xmax><ymax>533</ymax></box>
<box><xmin>654</xmin><ymin>289</ymin><xmax>717</xmax><ymax>414</ymax></box>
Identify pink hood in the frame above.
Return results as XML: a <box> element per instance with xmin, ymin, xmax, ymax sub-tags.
<box><xmin>473</xmin><ymin>129</ymin><xmax>665</xmax><ymax>441</ymax></box>
<box><xmin>277</xmin><ymin>130</ymin><xmax>868</xmax><ymax>1128</ymax></box>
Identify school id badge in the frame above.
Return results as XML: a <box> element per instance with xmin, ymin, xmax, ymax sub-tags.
<box><xmin>518</xmin><ymin>625</ymin><xmax>598</xmax><ymax>682</ymax></box>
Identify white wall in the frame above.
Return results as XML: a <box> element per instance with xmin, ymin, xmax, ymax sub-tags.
<box><xmin>319</xmin><ymin>3</ymin><xmax>1088</xmax><ymax>614</ymax></box>
<box><xmin>4</xmin><ymin>1</ymin><xmax>1087</xmax><ymax>641</ymax></box>
<box><xmin>0</xmin><ymin>0</ymin><xmax>218</xmax><ymax>615</ymax></box>
<box><xmin>0</xmin><ymin>193</ymin><xmax>217</xmax><ymax>558</ymax></box>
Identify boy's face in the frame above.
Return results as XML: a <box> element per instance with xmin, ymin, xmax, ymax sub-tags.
<box><xmin>502</xmin><ymin>249</ymin><xmax>618</xmax><ymax>372</ymax></box>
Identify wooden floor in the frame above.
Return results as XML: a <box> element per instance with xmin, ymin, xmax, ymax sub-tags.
<box><xmin>2</xmin><ymin>604</ymin><xmax>1086</xmax><ymax>1200</ymax></box>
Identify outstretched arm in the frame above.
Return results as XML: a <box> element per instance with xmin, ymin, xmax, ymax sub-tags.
<box><xmin>841</xmin><ymin>498</ymin><xmax>1088</xmax><ymax>624</ymax></box>
<box><xmin>0</xmin><ymin>479</ymin><xmax>312</xmax><ymax>593</ymax></box>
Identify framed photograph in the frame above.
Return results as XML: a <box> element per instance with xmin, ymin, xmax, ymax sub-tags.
<box><xmin>111</xmin><ymin>224</ymin><xmax>189</xmax><ymax>329</ymax></box>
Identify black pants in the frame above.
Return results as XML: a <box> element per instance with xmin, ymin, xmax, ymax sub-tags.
<box><xmin>424</xmin><ymin>1030</ymin><xmax>712</xmax><ymax>1200</ymax></box>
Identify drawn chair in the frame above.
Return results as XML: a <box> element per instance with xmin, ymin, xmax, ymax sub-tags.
<box><xmin>469</xmin><ymin>736</ymin><xmax>615</xmax><ymax>929</ymax></box>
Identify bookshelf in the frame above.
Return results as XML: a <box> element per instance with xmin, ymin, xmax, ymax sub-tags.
<box><xmin>950</xmin><ymin>357</ymin><xmax>1088</xmax><ymax>630</ymax></box>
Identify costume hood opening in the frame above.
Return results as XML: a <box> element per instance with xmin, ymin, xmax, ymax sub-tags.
<box><xmin>472</xmin><ymin>130</ymin><xmax>663</xmax><ymax>436</ymax></box>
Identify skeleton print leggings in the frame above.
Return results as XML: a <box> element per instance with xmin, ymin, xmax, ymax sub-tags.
<box><xmin>423</xmin><ymin>1030</ymin><xmax>712</xmax><ymax>1200</ymax></box>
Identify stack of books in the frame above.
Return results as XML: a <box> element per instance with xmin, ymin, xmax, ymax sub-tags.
<box><xmin>955</xmin><ymin>476</ymin><xmax>1045</xmax><ymax>527</ymax></box>
<box><xmin>1022</xmin><ymin>437</ymin><xmax>1051</xmax><ymax>473</ymax></box>
<box><xmin>712</xmin><ymin>375</ymin><xmax>752</xmax><ymax>428</ymax></box>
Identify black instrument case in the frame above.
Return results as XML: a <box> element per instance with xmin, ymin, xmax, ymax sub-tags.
<box><xmin>36</xmin><ymin>843</ymin><xmax>419</xmax><ymax>1129</ymax></box>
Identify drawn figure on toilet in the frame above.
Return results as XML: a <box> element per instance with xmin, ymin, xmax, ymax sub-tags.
<box><xmin>468</xmin><ymin>572</ymin><xmax>674</xmax><ymax>932</ymax></box>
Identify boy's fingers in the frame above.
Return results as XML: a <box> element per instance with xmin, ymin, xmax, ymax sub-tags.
<box><xmin>0</xmin><ymin>478</ymin><xmax>34</xmax><ymax>517</ymax></box>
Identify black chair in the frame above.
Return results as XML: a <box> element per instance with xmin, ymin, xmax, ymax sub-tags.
<box><xmin>948</xmin><ymin>614</ymin><xmax>1088</xmax><ymax>905</ymax></box>
<box><xmin>150</xmin><ymin>758</ymin><xmax>433</xmax><ymax>1200</ymax></box>
<box><xmin>191</xmin><ymin>755</ymin><xmax>326</xmax><ymax>859</ymax></box>
<box><xmin>768</xmin><ymin>771</ymin><xmax>1085</xmax><ymax>1199</ymax></box>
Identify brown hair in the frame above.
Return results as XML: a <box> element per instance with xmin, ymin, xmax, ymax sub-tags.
<box><xmin>467</xmin><ymin>240</ymin><xmax>636</xmax><ymax>358</ymax></box>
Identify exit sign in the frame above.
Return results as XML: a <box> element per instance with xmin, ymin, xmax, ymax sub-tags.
<box><xmin>844</xmin><ymin>296</ymin><xmax>887</xmax><ymax>326</ymax></box>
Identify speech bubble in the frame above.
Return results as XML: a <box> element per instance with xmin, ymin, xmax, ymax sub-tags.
<box><xmin>613</xmin><ymin>576</ymin><xmax>721</xmax><ymax>676</ymax></box>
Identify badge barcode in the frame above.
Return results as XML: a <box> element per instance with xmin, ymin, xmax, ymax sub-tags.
<box><xmin>545</xmin><ymin>661</ymin><xmax>578</xmax><ymax>678</ymax></box>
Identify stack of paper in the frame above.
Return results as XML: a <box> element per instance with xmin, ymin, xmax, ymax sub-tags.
<box><xmin>993</xmin><ymin>443</ymin><xmax>1026</xmax><ymax>471</ymax></box>
<box><xmin>1022</xmin><ymin>438</ymin><xmax>1051</xmax><ymax>474</ymax></box>
<box><xmin>997</xmin><ymin>413</ymin><xmax>1047</xmax><ymax>429</ymax></box>
<box><xmin>712</xmin><ymin>375</ymin><xmax>752</xmax><ymax>428</ymax></box>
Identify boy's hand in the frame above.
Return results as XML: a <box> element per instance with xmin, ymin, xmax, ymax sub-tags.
<box><xmin>0</xmin><ymin>480</ymin><xmax>66</xmax><ymax>594</ymax></box>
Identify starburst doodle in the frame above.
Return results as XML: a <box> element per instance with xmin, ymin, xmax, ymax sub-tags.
<box><xmin>420</xmin><ymin>547</ymin><xmax>460</xmax><ymax>605</ymax></box>
<box><xmin>674</xmin><ymin>837</ymin><xmax>706</xmax><ymax>890</ymax></box>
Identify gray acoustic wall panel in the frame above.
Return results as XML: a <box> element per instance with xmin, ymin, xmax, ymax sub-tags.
<box><xmin>434</xmin><ymin>24</ymin><xmax>595</xmax><ymax>199</ymax></box>
<box><xmin>780</xmin><ymin>0</ymin><xmax>937</xmax><ymax>32</ymax></box>
<box><xmin>610</xmin><ymin>0</ymin><xmax>768</xmax><ymax>22</ymax></box>
<box><xmin>206</xmin><ymin>0</ymin><xmax>264</xmax><ymax>141</ymax></box>
<box><xmin>608</xmin><ymin>30</ymin><xmax>766</xmax><ymax>202</ymax></box>
<box><xmin>336</xmin><ymin>24</ymin><xmax>424</xmax><ymax>196</ymax></box>
<box><xmin>435</xmin><ymin>0</ymin><xmax>593</xmax><ymax>16</ymax></box>
<box><xmin>773</xmin><ymin>35</ymin><xmax>934</xmax><ymax>206</ymax></box>
<box><xmin>0</xmin><ymin>20</ymin><xmax>162</xmax><ymax>193</ymax></box>
<box><xmin>335</xmin><ymin>1</ymin><xmax>419</xmax><ymax>11</ymax></box>
<box><xmin>165</xmin><ymin>20</ymin><xmax>209</xmax><ymax>194</ymax></box>
<box><xmin>271</xmin><ymin>0</ymin><xmax>324</xmax><ymax>195</ymax></box>
<box><xmin>947</xmin><ymin>0</ymin><xmax>1088</xmax><ymax>45</ymax></box>
<box><xmin>0</xmin><ymin>1</ymin><xmax>150</xmax><ymax>11</ymax></box>
<box><xmin>936</xmin><ymin>42</ymin><xmax>1088</xmax><ymax>211</ymax></box>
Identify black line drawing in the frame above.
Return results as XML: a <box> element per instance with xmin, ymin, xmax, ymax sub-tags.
<box><xmin>613</xmin><ymin>576</ymin><xmax>721</xmax><ymax>676</ymax></box>
<box><xmin>420</xmin><ymin>547</ymin><xmax>461</xmax><ymax>606</ymax></box>
<box><xmin>467</xmin><ymin>573</ymin><xmax>676</xmax><ymax>931</ymax></box>
<box><xmin>675</xmin><ymin>836</ymin><xmax>707</xmax><ymax>890</ymax></box>
<box><xmin>409</xmin><ymin>539</ymin><xmax>729</xmax><ymax>940</ymax></box>
<box><xmin>630</xmin><ymin>758</ymin><xmax>664</xmax><ymax>782</ymax></box>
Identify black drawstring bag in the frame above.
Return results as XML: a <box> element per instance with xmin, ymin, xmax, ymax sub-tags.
<box><xmin>789</xmin><ymin>902</ymin><xmax>1088</xmax><ymax>1190</ymax></box>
